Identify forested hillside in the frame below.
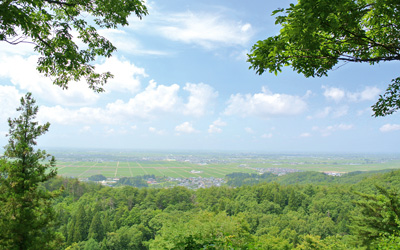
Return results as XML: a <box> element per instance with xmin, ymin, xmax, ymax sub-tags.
<box><xmin>41</xmin><ymin>169</ymin><xmax>400</xmax><ymax>249</ymax></box>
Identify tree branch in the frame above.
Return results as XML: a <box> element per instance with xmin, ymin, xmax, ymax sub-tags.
<box><xmin>4</xmin><ymin>35</ymin><xmax>36</xmax><ymax>45</ymax></box>
<box><xmin>36</xmin><ymin>35</ymin><xmax>52</xmax><ymax>49</ymax></box>
<box><xmin>43</xmin><ymin>0</ymin><xmax>76</xmax><ymax>7</ymax></box>
<box><xmin>340</xmin><ymin>26</ymin><xmax>400</xmax><ymax>57</ymax></box>
<box><xmin>284</xmin><ymin>54</ymin><xmax>400</xmax><ymax>62</ymax></box>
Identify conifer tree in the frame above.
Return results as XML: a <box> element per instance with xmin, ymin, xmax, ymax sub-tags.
<box><xmin>88</xmin><ymin>212</ymin><xmax>105</xmax><ymax>242</ymax></box>
<box><xmin>72</xmin><ymin>204</ymin><xmax>89</xmax><ymax>242</ymax></box>
<box><xmin>351</xmin><ymin>185</ymin><xmax>400</xmax><ymax>247</ymax></box>
<box><xmin>0</xmin><ymin>93</ymin><xmax>58</xmax><ymax>250</ymax></box>
<box><xmin>67</xmin><ymin>217</ymin><xmax>76</xmax><ymax>245</ymax></box>
<box><xmin>103</xmin><ymin>211</ymin><xmax>112</xmax><ymax>234</ymax></box>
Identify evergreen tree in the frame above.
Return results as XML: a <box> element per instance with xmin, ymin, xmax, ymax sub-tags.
<box><xmin>103</xmin><ymin>211</ymin><xmax>112</xmax><ymax>234</ymax></box>
<box><xmin>0</xmin><ymin>93</ymin><xmax>58</xmax><ymax>250</ymax></box>
<box><xmin>72</xmin><ymin>204</ymin><xmax>89</xmax><ymax>243</ymax></box>
<box><xmin>67</xmin><ymin>217</ymin><xmax>76</xmax><ymax>246</ymax></box>
<box><xmin>88</xmin><ymin>212</ymin><xmax>105</xmax><ymax>242</ymax></box>
<box><xmin>351</xmin><ymin>185</ymin><xmax>400</xmax><ymax>247</ymax></box>
<box><xmin>84</xmin><ymin>238</ymin><xmax>100</xmax><ymax>250</ymax></box>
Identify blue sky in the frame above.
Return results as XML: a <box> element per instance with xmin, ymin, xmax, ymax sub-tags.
<box><xmin>1</xmin><ymin>0</ymin><xmax>400</xmax><ymax>153</ymax></box>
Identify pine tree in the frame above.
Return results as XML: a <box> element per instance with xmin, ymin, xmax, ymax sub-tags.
<box><xmin>0</xmin><ymin>93</ymin><xmax>58</xmax><ymax>250</ymax></box>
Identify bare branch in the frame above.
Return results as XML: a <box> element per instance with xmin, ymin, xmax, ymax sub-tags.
<box><xmin>4</xmin><ymin>35</ymin><xmax>36</xmax><ymax>45</ymax></box>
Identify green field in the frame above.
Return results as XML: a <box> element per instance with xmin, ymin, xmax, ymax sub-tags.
<box><xmin>55</xmin><ymin>155</ymin><xmax>400</xmax><ymax>179</ymax></box>
<box><xmin>56</xmin><ymin>161</ymin><xmax>257</xmax><ymax>178</ymax></box>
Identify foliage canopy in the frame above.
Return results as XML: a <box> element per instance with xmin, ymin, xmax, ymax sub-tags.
<box><xmin>247</xmin><ymin>0</ymin><xmax>400</xmax><ymax>116</ymax></box>
<box><xmin>28</xmin><ymin>168</ymin><xmax>400</xmax><ymax>249</ymax></box>
<box><xmin>0</xmin><ymin>0</ymin><xmax>148</xmax><ymax>91</ymax></box>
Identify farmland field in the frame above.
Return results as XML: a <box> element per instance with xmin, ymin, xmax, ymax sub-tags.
<box><xmin>52</xmin><ymin>150</ymin><xmax>400</xmax><ymax>179</ymax></box>
<box><xmin>56</xmin><ymin>161</ymin><xmax>257</xmax><ymax>178</ymax></box>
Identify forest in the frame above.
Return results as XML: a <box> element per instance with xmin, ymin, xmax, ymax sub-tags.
<box><xmin>36</xmin><ymin>169</ymin><xmax>400</xmax><ymax>249</ymax></box>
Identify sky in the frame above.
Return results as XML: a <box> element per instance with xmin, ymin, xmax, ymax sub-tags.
<box><xmin>1</xmin><ymin>0</ymin><xmax>400</xmax><ymax>153</ymax></box>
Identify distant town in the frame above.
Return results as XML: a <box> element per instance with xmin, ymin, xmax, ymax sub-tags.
<box><xmin>46</xmin><ymin>148</ymin><xmax>400</xmax><ymax>189</ymax></box>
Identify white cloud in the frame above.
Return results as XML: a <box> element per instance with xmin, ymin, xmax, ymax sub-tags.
<box><xmin>148</xmin><ymin>126</ymin><xmax>165</xmax><ymax>135</ymax></box>
<box><xmin>98</xmin><ymin>29</ymin><xmax>166</xmax><ymax>56</ymax></box>
<box><xmin>0</xmin><ymin>39</ymin><xmax>36</xmax><ymax>56</ymax></box>
<box><xmin>156</xmin><ymin>11</ymin><xmax>253</xmax><ymax>49</ymax></box>
<box><xmin>106</xmin><ymin>81</ymin><xmax>217</xmax><ymax>120</ymax></box>
<box><xmin>105</xmin><ymin>128</ymin><xmax>115</xmax><ymax>134</ymax></box>
<box><xmin>308</xmin><ymin>107</ymin><xmax>332</xmax><ymax>119</ymax></box>
<box><xmin>208</xmin><ymin>125</ymin><xmax>222</xmax><ymax>134</ymax></box>
<box><xmin>106</xmin><ymin>80</ymin><xmax>181</xmax><ymax>119</ymax></box>
<box><xmin>183</xmin><ymin>83</ymin><xmax>218</xmax><ymax>116</ymax></box>
<box><xmin>261</xmin><ymin>133</ymin><xmax>273</xmax><ymax>139</ymax></box>
<box><xmin>37</xmin><ymin>105</ymin><xmax>113</xmax><ymax>125</ymax></box>
<box><xmin>230</xmin><ymin>49</ymin><xmax>249</xmax><ymax>61</ymax></box>
<box><xmin>36</xmin><ymin>80</ymin><xmax>219</xmax><ymax>125</ymax></box>
<box><xmin>80</xmin><ymin>126</ymin><xmax>91</xmax><ymax>133</ymax></box>
<box><xmin>348</xmin><ymin>86</ymin><xmax>381</xmax><ymax>102</ymax></box>
<box><xmin>97</xmin><ymin>57</ymin><xmax>148</xmax><ymax>93</ymax></box>
<box><xmin>323</xmin><ymin>86</ymin><xmax>345</xmax><ymax>102</ymax></box>
<box><xmin>303</xmin><ymin>90</ymin><xmax>313</xmax><ymax>99</ymax></box>
<box><xmin>357</xmin><ymin>107</ymin><xmax>373</xmax><ymax>116</ymax></box>
<box><xmin>244</xmin><ymin>127</ymin><xmax>254</xmax><ymax>134</ymax></box>
<box><xmin>313</xmin><ymin>124</ymin><xmax>354</xmax><ymax>137</ymax></box>
<box><xmin>323</xmin><ymin>86</ymin><xmax>381</xmax><ymax>103</ymax></box>
<box><xmin>0</xmin><ymin>54</ymin><xmax>99</xmax><ymax>106</ymax></box>
<box><xmin>359</xmin><ymin>86</ymin><xmax>381</xmax><ymax>101</ymax></box>
<box><xmin>213</xmin><ymin>118</ymin><xmax>227</xmax><ymax>127</ymax></box>
<box><xmin>332</xmin><ymin>106</ymin><xmax>349</xmax><ymax>118</ymax></box>
<box><xmin>300</xmin><ymin>132</ymin><xmax>311</xmax><ymax>138</ymax></box>
<box><xmin>241</xmin><ymin>23</ymin><xmax>252</xmax><ymax>32</ymax></box>
<box><xmin>224</xmin><ymin>87</ymin><xmax>307</xmax><ymax>118</ymax></box>
<box><xmin>308</xmin><ymin>105</ymin><xmax>348</xmax><ymax>119</ymax></box>
<box><xmin>208</xmin><ymin>118</ymin><xmax>227</xmax><ymax>134</ymax></box>
<box><xmin>380</xmin><ymin>124</ymin><xmax>400</xmax><ymax>132</ymax></box>
<box><xmin>337</xmin><ymin>124</ymin><xmax>354</xmax><ymax>130</ymax></box>
<box><xmin>175</xmin><ymin>122</ymin><xmax>198</xmax><ymax>134</ymax></box>
<box><xmin>0</xmin><ymin>85</ymin><xmax>22</xmax><ymax>121</ymax></box>
<box><xmin>0</xmin><ymin>54</ymin><xmax>152</xmax><ymax>106</ymax></box>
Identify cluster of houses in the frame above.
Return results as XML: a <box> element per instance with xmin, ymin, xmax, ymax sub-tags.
<box><xmin>238</xmin><ymin>164</ymin><xmax>302</xmax><ymax>176</ymax></box>
<box><xmin>172</xmin><ymin>176</ymin><xmax>226</xmax><ymax>189</ymax></box>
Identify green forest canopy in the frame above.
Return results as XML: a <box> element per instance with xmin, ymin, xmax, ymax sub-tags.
<box><xmin>39</xmin><ymin>169</ymin><xmax>400</xmax><ymax>249</ymax></box>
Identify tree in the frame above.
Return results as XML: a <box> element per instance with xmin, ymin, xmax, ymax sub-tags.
<box><xmin>103</xmin><ymin>226</ymin><xmax>143</xmax><ymax>250</ymax></box>
<box><xmin>84</xmin><ymin>238</ymin><xmax>101</xmax><ymax>250</ymax></box>
<box><xmin>72</xmin><ymin>204</ymin><xmax>90</xmax><ymax>243</ymax></box>
<box><xmin>149</xmin><ymin>211</ymin><xmax>254</xmax><ymax>249</ymax></box>
<box><xmin>0</xmin><ymin>93</ymin><xmax>59</xmax><ymax>250</ymax></box>
<box><xmin>247</xmin><ymin>0</ymin><xmax>400</xmax><ymax>116</ymax></box>
<box><xmin>88</xmin><ymin>174</ymin><xmax>107</xmax><ymax>182</ymax></box>
<box><xmin>88</xmin><ymin>212</ymin><xmax>105</xmax><ymax>242</ymax></box>
<box><xmin>351</xmin><ymin>185</ymin><xmax>400</xmax><ymax>247</ymax></box>
<box><xmin>1</xmin><ymin>0</ymin><xmax>148</xmax><ymax>92</ymax></box>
